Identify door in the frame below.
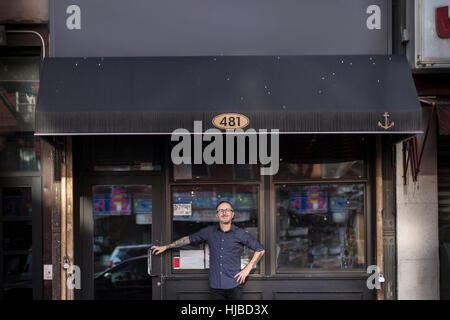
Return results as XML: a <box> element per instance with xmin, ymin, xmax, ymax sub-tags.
<box><xmin>79</xmin><ymin>175</ymin><xmax>164</xmax><ymax>300</ymax></box>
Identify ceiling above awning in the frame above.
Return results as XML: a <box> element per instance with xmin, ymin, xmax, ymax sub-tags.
<box><xmin>35</xmin><ymin>55</ymin><xmax>422</xmax><ymax>135</ymax></box>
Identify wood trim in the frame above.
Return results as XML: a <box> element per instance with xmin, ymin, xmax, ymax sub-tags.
<box><xmin>41</xmin><ymin>138</ymin><xmax>61</xmax><ymax>299</ymax></box>
<box><xmin>66</xmin><ymin>137</ymin><xmax>74</xmax><ymax>300</ymax></box>
<box><xmin>44</xmin><ymin>136</ymin><xmax>74</xmax><ymax>300</ymax></box>
<box><xmin>382</xmin><ymin>136</ymin><xmax>397</xmax><ymax>300</ymax></box>
<box><xmin>376</xmin><ymin>136</ymin><xmax>384</xmax><ymax>300</ymax></box>
<box><xmin>60</xmin><ymin>141</ymin><xmax>67</xmax><ymax>300</ymax></box>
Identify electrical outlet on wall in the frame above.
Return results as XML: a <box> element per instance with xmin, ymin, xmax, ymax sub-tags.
<box><xmin>43</xmin><ymin>264</ymin><xmax>53</xmax><ymax>280</ymax></box>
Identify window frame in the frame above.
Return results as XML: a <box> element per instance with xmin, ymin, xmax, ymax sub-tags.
<box><xmin>271</xmin><ymin>179</ymin><xmax>369</xmax><ymax>275</ymax></box>
<box><xmin>167</xmin><ymin>178</ymin><xmax>266</xmax><ymax>276</ymax></box>
<box><xmin>91</xmin><ymin>184</ymin><xmax>154</xmax><ymax>275</ymax></box>
<box><xmin>269</xmin><ymin>135</ymin><xmax>374</xmax><ymax>275</ymax></box>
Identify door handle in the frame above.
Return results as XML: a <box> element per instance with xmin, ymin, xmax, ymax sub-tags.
<box><xmin>147</xmin><ymin>248</ymin><xmax>158</xmax><ymax>277</ymax></box>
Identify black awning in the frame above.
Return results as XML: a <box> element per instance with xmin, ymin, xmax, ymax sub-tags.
<box><xmin>35</xmin><ymin>55</ymin><xmax>422</xmax><ymax>135</ymax></box>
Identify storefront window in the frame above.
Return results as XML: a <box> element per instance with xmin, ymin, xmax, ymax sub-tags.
<box><xmin>172</xmin><ymin>164</ymin><xmax>259</xmax><ymax>181</ymax></box>
<box><xmin>92</xmin><ymin>185</ymin><xmax>152</xmax><ymax>275</ymax></box>
<box><xmin>0</xmin><ymin>132</ymin><xmax>40</xmax><ymax>172</ymax></box>
<box><xmin>0</xmin><ymin>57</ymin><xmax>39</xmax><ymax>132</ymax></box>
<box><xmin>87</xmin><ymin>136</ymin><xmax>161</xmax><ymax>172</ymax></box>
<box><xmin>275</xmin><ymin>135</ymin><xmax>367</xmax><ymax>181</ymax></box>
<box><xmin>171</xmin><ymin>185</ymin><xmax>259</xmax><ymax>271</ymax></box>
<box><xmin>2</xmin><ymin>187</ymin><xmax>32</xmax><ymax>217</ymax></box>
<box><xmin>170</xmin><ymin>135</ymin><xmax>260</xmax><ymax>181</ymax></box>
<box><xmin>3</xmin><ymin>221</ymin><xmax>32</xmax><ymax>251</ymax></box>
<box><xmin>276</xmin><ymin>183</ymin><xmax>365</xmax><ymax>271</ymax></box>
<box><xmin>1</xmin><ymin>54</ymin><xmax>41</xmax><ymax>299</ymax></box>
<box><xmin>0</xmin><ymin>57</ymin><xmax>41</xmax><ymax>174</ymax></box>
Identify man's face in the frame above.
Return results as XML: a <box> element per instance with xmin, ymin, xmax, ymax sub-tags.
<box><xmin>216</xmin><ymin>202</ymin><xmax>234</xmax><ymax>224</ymax></box>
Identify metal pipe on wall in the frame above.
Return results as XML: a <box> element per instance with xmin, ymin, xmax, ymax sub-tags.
<box><xmin>392</xmin><ymin>0</ymin><xmax>403</xmax><ymax>55</ymax></box>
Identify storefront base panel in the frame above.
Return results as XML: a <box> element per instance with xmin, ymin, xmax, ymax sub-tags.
<box><xmin>163</xmin><ymin>276</ymin><xmax>375</xmax><ymax>300</ymax></box>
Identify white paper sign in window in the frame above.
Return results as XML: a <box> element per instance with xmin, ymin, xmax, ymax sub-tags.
<box><xmin>180</xmin><ymin>250</ymin><xmax>205</xmax><ymax>269</ymax></box>
<box><xmin>173</xmin><ymin>203</ymin><xmax>192</xmax><ymax>216</ymax></box>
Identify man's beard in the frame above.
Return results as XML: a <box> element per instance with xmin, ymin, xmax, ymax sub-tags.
<box><xmin>220</xmin><ymin>218</ymin><xmax>232</xmax><ymax>225</ymax></box>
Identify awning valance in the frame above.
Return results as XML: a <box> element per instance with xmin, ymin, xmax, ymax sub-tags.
<box><xmin>35</xmin><ymin>55</ymin><xmax>422</xmax><ymax>135</ymax></box>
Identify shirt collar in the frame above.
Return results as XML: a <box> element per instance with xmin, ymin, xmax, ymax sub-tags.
<box><xmin>216</xmin><ymin>223</ymin><xmax>236</xmax><ymax>233</ymax></box>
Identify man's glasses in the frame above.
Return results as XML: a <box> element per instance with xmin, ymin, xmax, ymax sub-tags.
<box><xmin>216</xmin><ymin>208</ymin><xmax>234</xmax><ymax>214</ymax></box>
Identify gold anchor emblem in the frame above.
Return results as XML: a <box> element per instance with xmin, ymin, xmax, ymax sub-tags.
<box><xmin>378</xmin><ymin>112</ymin><xmax>395</xmax><ymax>130</ymax></box>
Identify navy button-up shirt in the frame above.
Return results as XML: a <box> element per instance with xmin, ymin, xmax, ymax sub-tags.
<box><xmin>189</xmin><ymin>224</ymin><xmax>264</xmax><ymax>289</ymax></box>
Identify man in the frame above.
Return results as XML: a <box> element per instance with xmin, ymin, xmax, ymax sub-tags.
<box><xmin>151</xmin><ymin>200</ymin><xmax>265</xmax><ymax>300</ymax></box>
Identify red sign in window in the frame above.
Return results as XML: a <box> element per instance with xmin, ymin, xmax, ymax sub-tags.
<box><xmin>173</xmin><ymin>257</ymin><xmax>180</xmax><ymax>269</ymax></box>
<box><xmin>436</xmin><ymin>6</ymin><xmax>450</xmax><ymax>38</ymax></box>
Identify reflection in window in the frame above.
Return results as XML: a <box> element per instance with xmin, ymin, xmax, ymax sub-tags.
<box><xmin>1</xmin><ymin>56</ymin><xmax>39</xmax><ymax>300</ymax></box>
<box><xmin>276</xmin><ymin>184</ymin><xmax>365</xmax><ymax>270</ymax></box>
<box><xmin>173</xmin><ymin>164</ymin><xmax>258</xmax><ymax>181</ymax></box>
<box><xmin>1</xmin><ymin>186</ymin><xmax>33</xmax><ymax>299</ymax></box>
<box><xmin>0</xmin><ymin>57</ymin><xmax>40</xmax><ymax>172</ymax></box>
<box><xmin>3</xmin><ymin>253</ymin><xmax>32</xmax><ymax>284</ymax></box>
<box><xmin>110</xmin><ymin>259</ymin><xmax>149</xmax><ymax>284</ymax></box>
<box><xmin>93</xmin><ymin>162</ymin><xmax>161</xmax><ymax>172</ymax></box>
<box><xmin>0</xmin><ymin>57</ymin><xmax>39</xmax><ymax>132</ymax></box>
<box><xmin>2</xmin><ymin>187</ymin><xmax>32</xmax><ymax>217</ymax></box>
<box><xmin>276</xmin><ymin>161</ymin><xmax>364</xmax><ymax>180</ymax></box>
<box><xmin>3</xmin><ymin>221</ymin><xmax>32</xmax><ymax>251</ymax></box>
<box><xmin>89</xmin><ymin>136</ymin><xmax>162</xmax><ymax>172</ymax></box>
<box><xmin>0</xmin><ymin>132</ymin><xmax>40</xmax><ymax>172</ymax></box>
<box><xmin>171</xmin><ymin>185</ymin><xmax>259</xmax><ymax>271</ymax></box>
<box><xmin>93</xmin><ymin>185</ymin><xmax>152</xmax><ymax>275</ymax></box>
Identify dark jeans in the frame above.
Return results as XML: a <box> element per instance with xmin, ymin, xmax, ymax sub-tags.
<box><xmin>209</xmin><ymin>285</ymin><xmax>243</xmax><ymax>300</ymax></box>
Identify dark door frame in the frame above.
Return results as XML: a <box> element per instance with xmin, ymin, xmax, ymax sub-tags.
<box><xmin>76</xmin><ymin>174</ymin><xmax>165</xmax><ymax>300</ymax></box>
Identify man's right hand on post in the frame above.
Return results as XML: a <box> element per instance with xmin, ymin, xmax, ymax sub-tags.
<box><xmin>151</xmin><ymin>245</ymin><xmax>167</xmax><ymax>255</ymax></box>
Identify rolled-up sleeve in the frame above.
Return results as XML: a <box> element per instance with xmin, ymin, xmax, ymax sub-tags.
<box><xmin>189</xmin><ymin>226</ymin><xmax>211</xmax><ymax>244</ymax></box>
<box><xmin>240</xmin><ymin>230</ymin><xmax>264</xmax><ymax>252</ymax></box>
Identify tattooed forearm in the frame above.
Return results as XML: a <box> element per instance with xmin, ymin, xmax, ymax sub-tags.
<box><xmin>167</xmin><ymin>236</ymin><xmax>191</xmax><ymax>249</ymax></box>
<box><xmin>247</xmin><ymin>250</ymin><xmax>265</xmax><ymax>269</ymax></box>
